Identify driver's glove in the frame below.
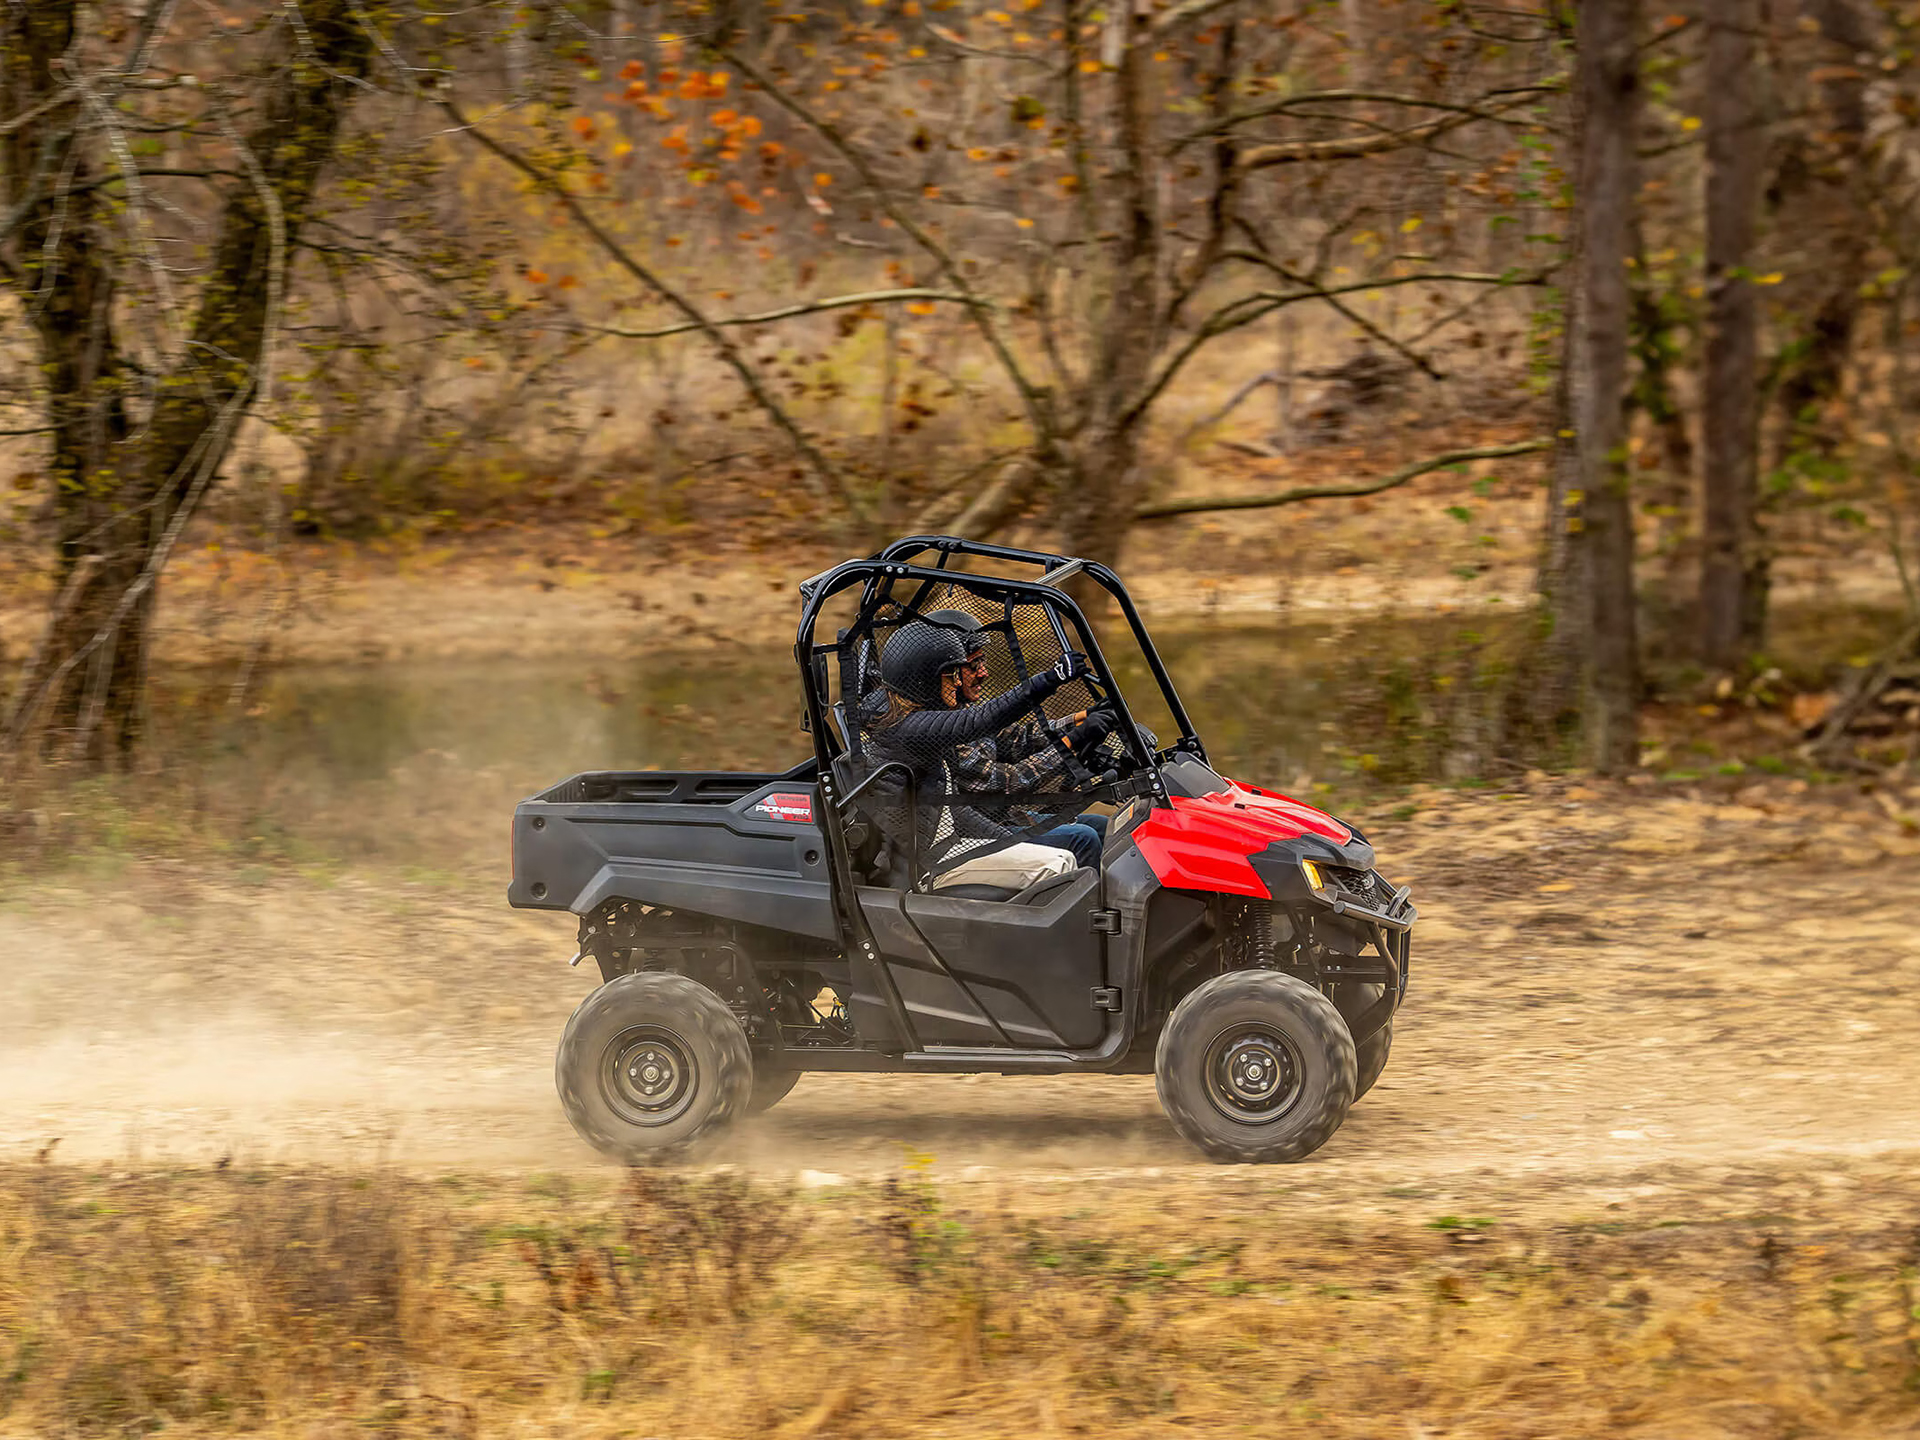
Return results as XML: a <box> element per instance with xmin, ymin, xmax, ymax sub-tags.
<box><xmin>1049</xmin><ymin>650</ymin><xmax>1088</xmax><ymax>685</ymax></box>
<box><xmin>1063</xmin><ymin>709</ymin><xmax>1115</xmax><ymax>752</ymax></box>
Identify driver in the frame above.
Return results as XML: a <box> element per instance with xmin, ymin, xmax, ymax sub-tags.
<box><xmin>924</xmin><ymin>608</ymin><xmax>1114</xmax><ymax>870</ymax></box>
<box><xmin>866</xmin><ymin>619</ymin><xmax>1097</xmax><ymax>873</ymax></box>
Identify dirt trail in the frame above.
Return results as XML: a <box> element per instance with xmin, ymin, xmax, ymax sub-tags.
<box><xmin>5</xmin><ymin>782</ymin><xmax>1919</xmax><ymax>1210</ymax></box>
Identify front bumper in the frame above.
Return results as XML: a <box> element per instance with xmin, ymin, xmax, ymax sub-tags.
<box><xmin>1273</xmin><ymin>860</ymin><xmax>1416</xmax><ymax>1038</ymax></box>
<box><xmin>1325</xmin><ymin>879</ymin><xmax>1417</xmax><ymax>932</ymax></box>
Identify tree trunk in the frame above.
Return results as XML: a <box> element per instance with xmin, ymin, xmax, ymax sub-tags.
<box><xmin>1628</xmin><ymin>221</ymin><xmax>1696</xmax><ymax>601</ymax></box>
<box><xmin>1059</xmin><ymin>2</ymin><xmax>1160</xmax><ymax>574</ymax></box>
<box><xmin>1767</xmin><ymin>0</ymin><xmax>1872</xmax><ymax>475</ymax></box>
<box><xmin>2</xmin><ymin>2</ymin><xmax>134</xmax><ymax>759</ymax></box>
<box><xmin>1700</xmin><ymin>0</ymin><xmax>1764</xmax><ymax>669</ymax></box>
<box><xmin>1571</xmin><ymin>0</ymin><xmax>1642</xmax><ymax>771</ymax></box>
<box><xmin>1</xmin><ymin>1</ymin><xmax>371</xmax><ymax>767</ymax></box>
<box><xmin>1536</xmin><ymin>277</ymin><xmax>1588</xmax><ymax>750</ymax></box>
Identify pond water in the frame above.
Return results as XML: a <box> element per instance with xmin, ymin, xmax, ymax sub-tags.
<box><xmin>144</xmin><ymin>619</ymin><xmax>1394</xmax><ymax>864</ymax></box>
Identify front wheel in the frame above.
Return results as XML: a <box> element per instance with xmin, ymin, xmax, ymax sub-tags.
<box><xmin>1155</xmin><ymin>970</ymin><xmax>1356</xmax><ymax>1164</ymax></box>
<box><xmin>556</xmin><ymin>973</ymin><xmax>753</xmax><ymax>1162</ymax></box>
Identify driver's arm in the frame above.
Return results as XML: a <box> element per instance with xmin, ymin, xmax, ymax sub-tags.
<box><xmin>952</xmin><ymin>733</ymin><xmax>1068</xmax><ymax>798</ymax></box>
<box><xmin>881</xmin><ymin>664</ymin><xmax>1073</xmax><ymax>751</ymax></box>
<box><xmin>995</xmin><ymin>712</ymin><xmax>1077</xmax><ymax>762</ymax></box>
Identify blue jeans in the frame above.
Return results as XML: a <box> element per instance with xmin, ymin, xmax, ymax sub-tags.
<box><xmin>1036</xmin><ymin>812</ymin><xmax>1109</xmax><ymax>869</ymax></box>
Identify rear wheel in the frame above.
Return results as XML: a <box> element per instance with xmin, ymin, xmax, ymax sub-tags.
<box><xmin>1355</xmin><ymin>1019</ymin><xmax>1393</xmax><ymax>1100</ymax></box>
<box><xmin>556</xmin><ymin>973</ymin><xmax>752</xmax><ymax>1162</ymax></box>
<box><xmin>1155</xmin><ymin>970</ymin><xmax>1356</xmax><ymax>1163</ymax></box>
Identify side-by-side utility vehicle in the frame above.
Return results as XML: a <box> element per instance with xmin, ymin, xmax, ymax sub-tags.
<box><xmin>508</xmin><ymin>536</ymin><xmax>1414</xmax><ymax>1163</ymax></box>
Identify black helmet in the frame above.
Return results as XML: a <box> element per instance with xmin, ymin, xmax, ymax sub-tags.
<box><xmin>922</xmin><ymin>607</ymin><xmax>986</xmax><ymax>657</ymax></box>
<box><xmin>880</xmin><ymin>620</ymin><xmax>969</xmax><ymax>705</ymax></box>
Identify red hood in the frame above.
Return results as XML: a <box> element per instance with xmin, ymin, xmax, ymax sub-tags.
<box><xmin>1129</xmin><ymin>779</ymin><xmax>1351</xmax><ymax>899</ymax></box>
<box><xmin>1203</xmin><ymin>781</ymin><xmax>1353</xmax><ymax>844</ymax></box>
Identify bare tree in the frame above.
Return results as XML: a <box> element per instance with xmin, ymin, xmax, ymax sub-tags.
<box><xmin>1767</xmin><ymin>0</ymin><xmax>1874</xmax><ymax>472</ymax></box>
<box><xmin>698</xmin><ymin>2</ymin><xmax>1560</xmax><ymax>573</ymax></box>
<box><xmin>1569</xmin><ymin>0</ymin><xmax>1643</xmax><ymax>770</ymax></box>
<box><xmin>1</xmin><ymin>2</ymin><xmax>371</xmax><ymax>767</ymax></box>
<box><xmin>1700</xmin><ymin>0</ymin><xmax>1765</xmax><ymax>668</ymax></box>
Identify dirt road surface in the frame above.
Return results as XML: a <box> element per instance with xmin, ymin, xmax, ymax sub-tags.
<box><xmin>6</xmin><ymin>780</ymin><xmax>1918</xmax><ymax>1218</ymax></box>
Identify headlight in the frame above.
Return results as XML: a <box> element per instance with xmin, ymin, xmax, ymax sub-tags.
<box><xmin>1299</xmin><ymin>857</ymin><xmax>1326</xmax><ymax>894</ymax></box>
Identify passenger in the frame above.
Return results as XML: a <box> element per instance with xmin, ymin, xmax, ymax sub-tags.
<box><xmin>866</xmin><ymin>619</ymin><xmax>1089</xmax><ymax>874</ymax></box>
<box><xmin>922</xmin><ymin>609</ymin><xmax>1114</xmax><ymax>870</ymax></box>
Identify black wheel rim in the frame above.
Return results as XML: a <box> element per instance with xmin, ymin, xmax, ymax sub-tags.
<box><xmin>1203</xmin><ymin>1023</ymin><xmax>1306</xmax><ymax>1126</ymax></box>
<box><xmin>602</xmin><ymin>1025</ymin><xmax>698</xmax><ymax>1127</ymax></box>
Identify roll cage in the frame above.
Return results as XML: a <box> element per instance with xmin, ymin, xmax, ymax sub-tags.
<box><xmin>791</xmin><ymin>535</ymin><xmax>1210</xmax><ymax>1057</ymax></box>
<box><xmin>795</xmin><ymin>533</ymin><xmax>1207</xmax><ymax>779</ymax></box>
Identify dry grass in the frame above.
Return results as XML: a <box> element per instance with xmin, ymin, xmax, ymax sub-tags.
<box><xmin>3</xmin><ymin>1162</ymin><xmax>1917</xmax><ymax>1439</ymax></box>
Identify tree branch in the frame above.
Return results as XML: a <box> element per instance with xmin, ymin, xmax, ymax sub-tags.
<box><xmin>0</xmin><ymin>85</ymin><xmax>76</xmax><ymax>137</ymax></box>
<box><xmin>1238</xmin><ymin>90</ymin><xmax>1548</xmax><ymax>169</ymax></box>
<box><xmin>1179</xmin><ymin>368</ymin><xmax>1282</xmax><ymax>442</ymax></box>
<box><xmin>1134</xmin><ymin>439</ymin><xmax>1552</xmax><ymax>521</ymax></box>
<box><xmin>438</xmin><ymin>96</ymin><xmax>868</xmax><ymax>522</ymax></box>
<box><xmin>713</xmin><ymin>40</ymin><xmax>1059</xmax><ymax>460</ymax></box>
<box><xmin>1178</xmin><ymin>83</ymin><xmax>1560</xmax><ymax>148</ymax></box>
<box><xmin>1150</xmin><ymin>0</ymin><xmax>1246</xmax><ymax>35</ymax></box>
<box><xmin>1218</xmin><ymin>250</ymin><xmax>1445</xmax><ymax>379</ymax></box>
<box><xmin>572</xmin><ymin>288</ymin><xmax>978</xmax><ymax>341</ymax></box>
<box><xmin>1128</xmin><ymin>270</ymin><xmax>1541</xmax><ymax>429</ymax></box>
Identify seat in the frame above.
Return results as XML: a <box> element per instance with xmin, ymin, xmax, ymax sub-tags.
<box><xmin>941</xmin><ymin>867</ymin><xmax>1083</xmax><ymax>907</ymax></box>
<box><xmin>929</xmin><ymin>842</ymin><xmax>1077</xmax><ymax>901</ymax></box>
<box><xmin>830</xmin><ymin>753</ymin><xmax>901</xmax><ymax>885</ymax></box>
<box><xmin>1007</xmin><ymin>868</ymin><xmax>1082</xmax><ymax>907</ymax></box>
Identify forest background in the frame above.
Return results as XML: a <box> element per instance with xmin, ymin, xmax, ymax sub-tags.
<box><xmin>7</xmin><ymin>8</ymin><xmax>1920</xmax><ymax>1440</ymax></box>
<box><xmin>2</xmin><ymin>0</ymin><xmax>1919</xmax><ymax>794</ymax></box>
<box><xmin>3</xmin><ymin>0</ymin><xmax>1920</xmax><ymax>794</ymax></box>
